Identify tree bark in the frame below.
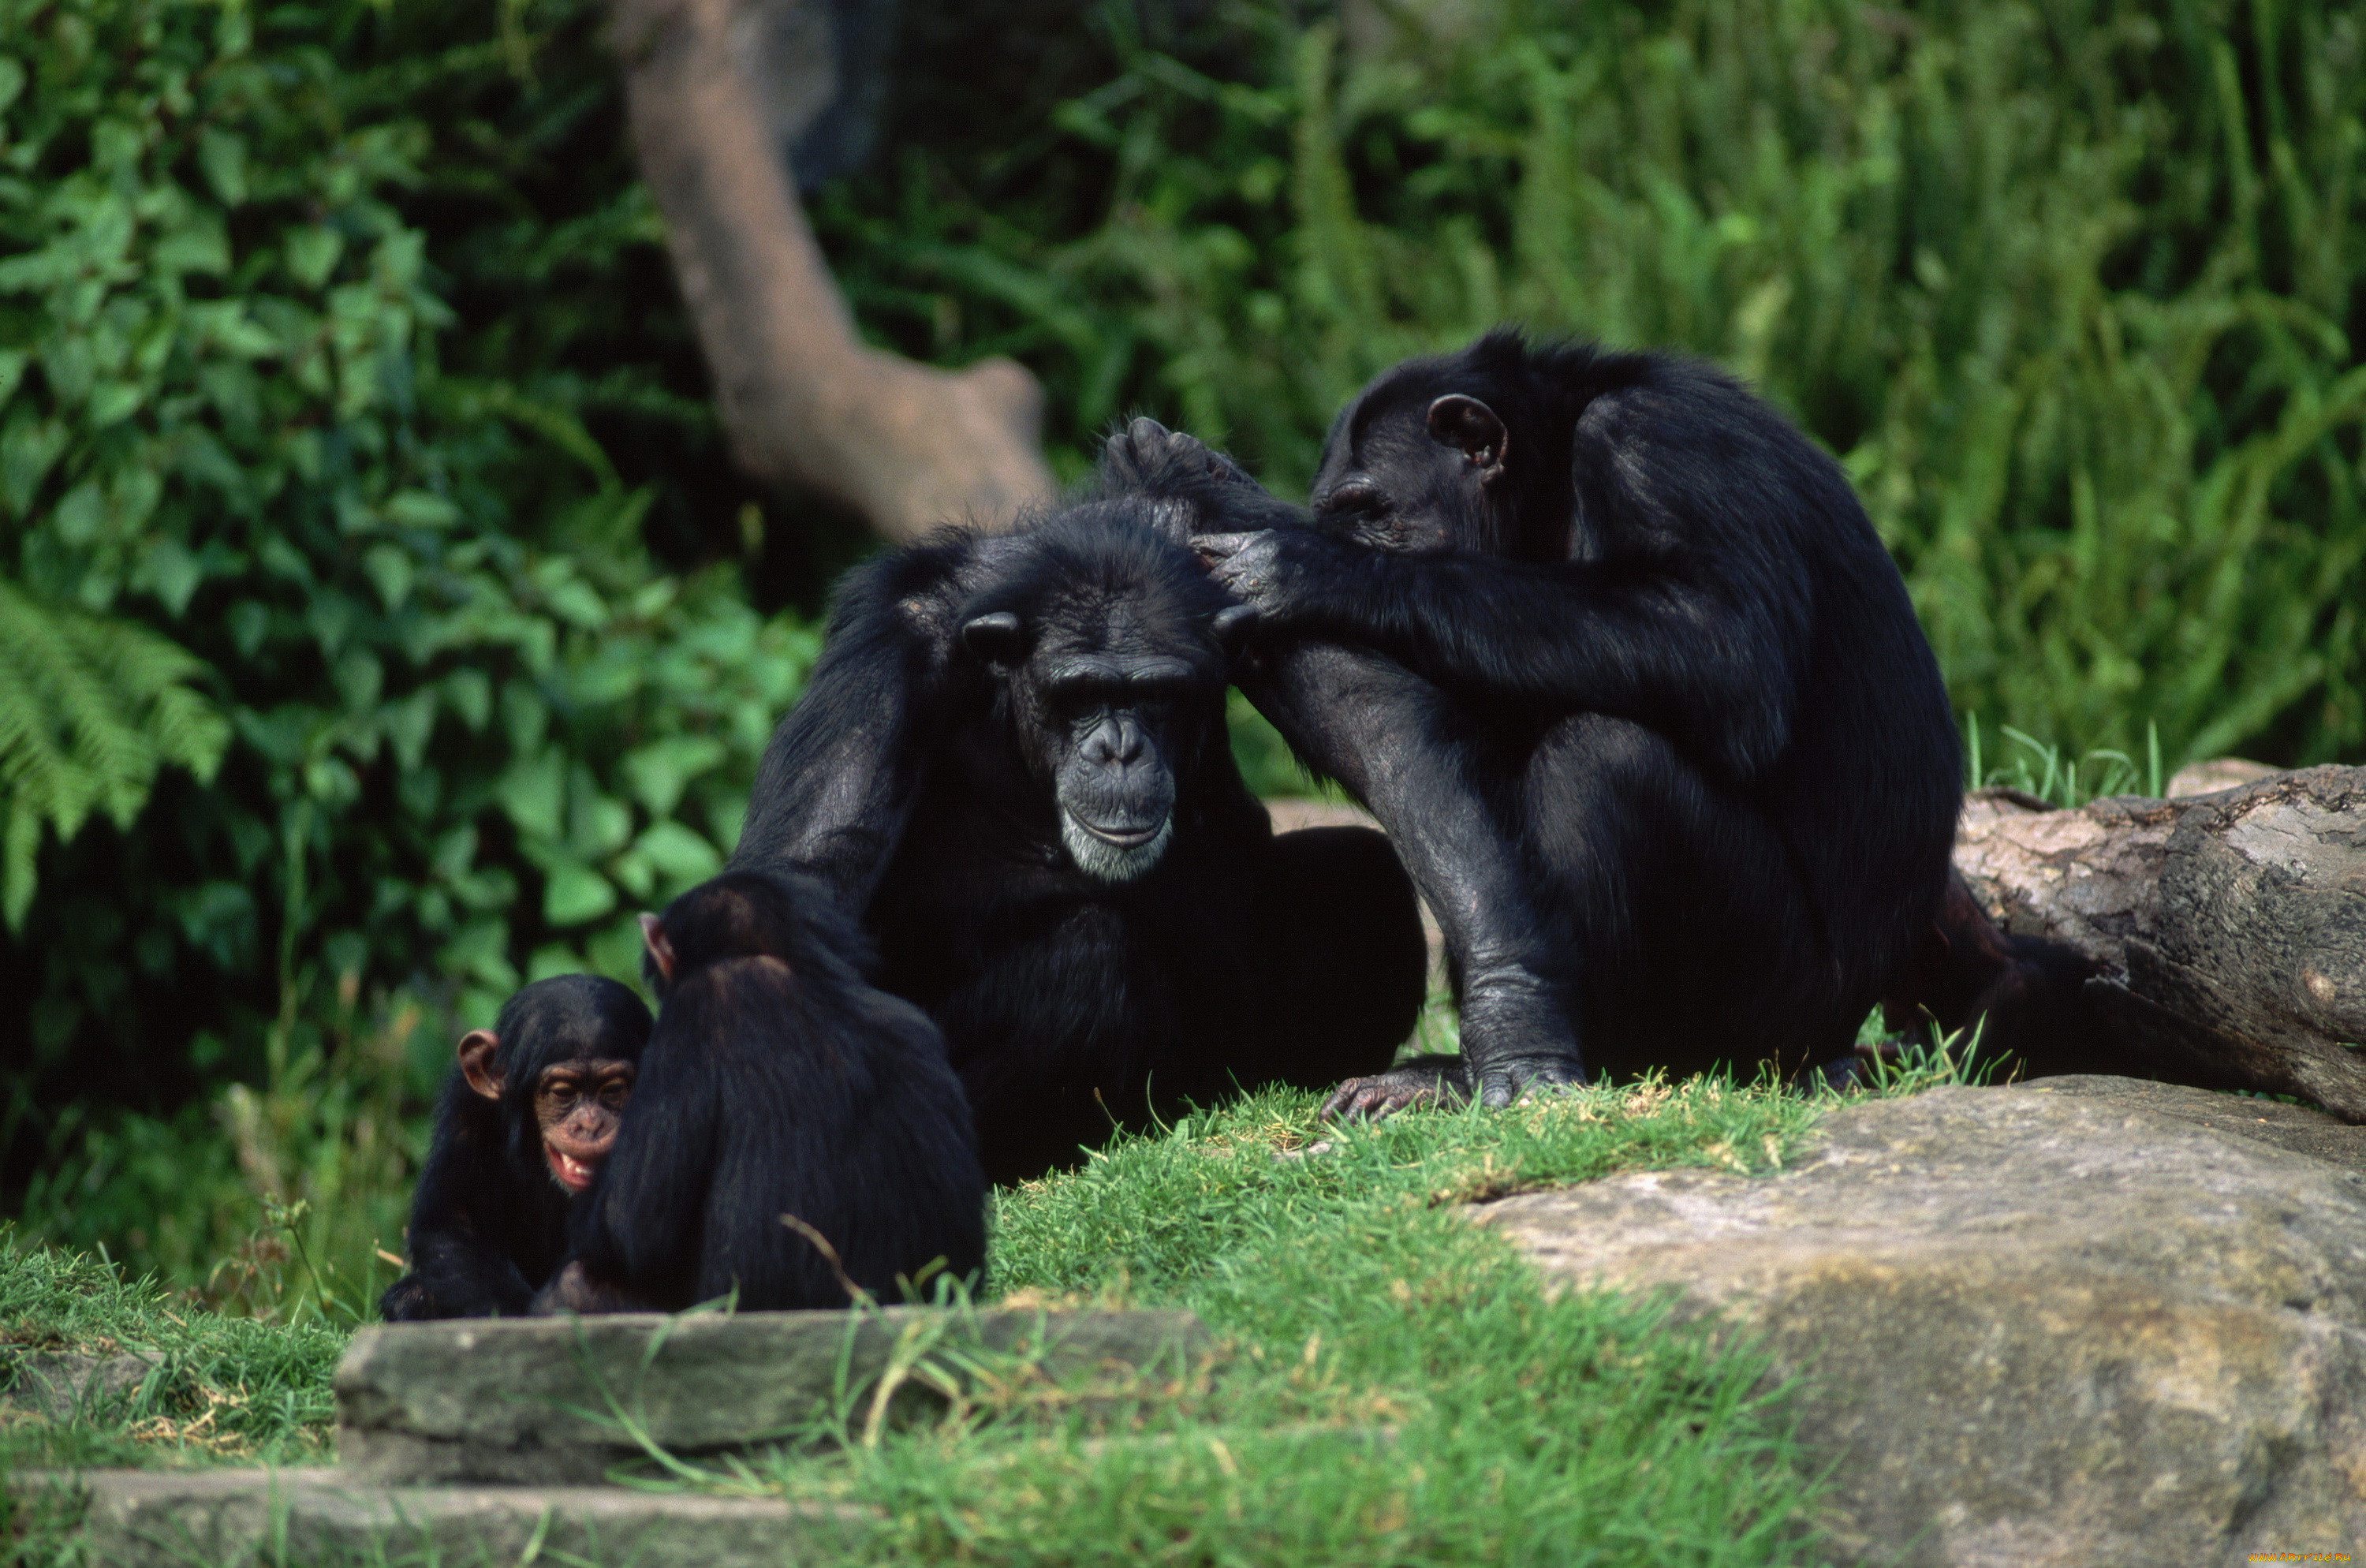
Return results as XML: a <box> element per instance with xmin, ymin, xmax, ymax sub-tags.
<box><xmin>1952</xmin><ymin>766</ymin><xmax>2366</xmax><ymax>1118</ymax></box>
<box><xmin>610</xmin><ymin>0</ymin><xmax>1058</xmax><ymax>543</ymax></box>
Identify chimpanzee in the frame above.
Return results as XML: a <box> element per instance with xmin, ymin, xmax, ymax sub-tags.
<box><xmin>379</xmin><ymin>975</ymin><xmax>651</xmax><ymax>1320</ymax></box>
<box><xmin>727</xmin><ymin>500</ymin><xmax>1428</xmax><ymax>1183</ymax></box>
<box><xmin>539</xmin><ymin>869</ymin><xmax>986</xmax><ymax>1312</ymax></box>
<box><xmin>1107</xmin><ymin>328</ymin><xmax>1963</xmax><ymax>1112</ymax></box>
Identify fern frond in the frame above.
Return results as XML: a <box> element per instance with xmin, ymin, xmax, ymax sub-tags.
<box><xmin>0</xmin><ymin>580</ymin><xmax>230</xmax><ymax>929</ymax></box>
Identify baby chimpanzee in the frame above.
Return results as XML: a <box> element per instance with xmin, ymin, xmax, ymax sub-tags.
<box><xmin>538</xmin><ymin>870</ymin><xmax>986</xmax><ymax>1313</ymax></box>
<box><xmin>379</xmin><ymin>974</ymin><xmax>650</xmax><ymax>1320</ymax></box>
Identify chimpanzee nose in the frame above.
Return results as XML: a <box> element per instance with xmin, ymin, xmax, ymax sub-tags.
<box><xmin>1085</xmin><ymin>715</ymin><xmax>1144</xmax><ymax>767</ymax></box>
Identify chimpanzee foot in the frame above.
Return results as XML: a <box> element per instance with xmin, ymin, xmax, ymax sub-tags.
<box><xmin>1321</xmin><ymin>1055</ymin><xmax>1470</xmax><ymax>1119</ymax></box>
<box><xmin>1455</xmin><ymin>965</ymin><xmax>1587</xmax><ymax>1107</ymax></box>
<box><xmin>1471</xmin><ymin>1052</ymin><xmax>1588</xmax><ymax>1108</ymax></box>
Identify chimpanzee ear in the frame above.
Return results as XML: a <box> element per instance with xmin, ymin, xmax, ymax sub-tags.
<box><xmin>1426</xmin><ymin>394</ymin><xmax>1510</xmax><ymax>478</ymax></box>
<box><xmin>1211</xmin><ymin>603</ymin><xmax>1260</xmax><ymax>658</ymax></box>
<box><xmin>960</xmin><ymin>610</ymin><xmax>1026</xmax><ymax>666</ymax></box>
<box><xmin>638</xmin><ymin>912</ymin><xmax>676</xmax><ymax>984</ymax></box>
<box><xmin>457</xmin><ymin>1029</ymin><xmax>504</xmax><ymax>1099</ymax></box>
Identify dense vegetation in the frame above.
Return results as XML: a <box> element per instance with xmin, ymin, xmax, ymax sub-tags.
<box><xmin>1</xmin><ymin>0</ymin><xmax>2361</xmax><ymax>1296</ymax></box>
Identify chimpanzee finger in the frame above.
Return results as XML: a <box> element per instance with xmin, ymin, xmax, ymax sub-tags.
<box><xmin>1192</xmin><ymin>532</ymin><xmax>1256</xmax><ymax>561</ymax></box>
<box><xmin>1320</xmin><ymin>1072</ymin><xmax>1445</xmax><ymax>1120</ymax></box>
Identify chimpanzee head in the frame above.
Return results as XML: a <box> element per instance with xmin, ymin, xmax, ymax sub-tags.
<box><xmin>1309</xmin><ymin>329</ymin><xmax>1617</xmax><ymax>558</ymax></box>
<box><xmin>955</xmin><ymin>506</ymin><xmax>1256</xmax><ymax>883</ymax></box>
<box><xmin>639</xmin><ymin>868</ymin><xmax>874</xmax><ymax>999</ymax></box>
<box><xmin>456</xmin><ymin>973</ymin><xmax>650</xmax><ymax>1196</ymax></box>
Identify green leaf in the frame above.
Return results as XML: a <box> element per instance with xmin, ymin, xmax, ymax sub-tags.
<box><xmin>619</xmin><ymin>734</ymin><xmax>727</xmax><ymax>816</ymax></box>
<box><xmin>131</xmin><ymin>538</ymin><xmax>203</xmax><ymax>617</ymax></box>
<box><xmin>197</xmin><ymin>128</ymin><xmax>248</xmax><ymax>206</ymax></box>
<box><xmin>363</xmin><ymin>543</ymin><xmax>414</xmax><ymax>610</ymax></box>
<box><xmin>85</xmin><ymin>380</ymin><xmax>140</xmax><ymax>427</ymax></box>
<box><xmin>542</xmin><ymin>859</ymin><xmax>616</xmax><ymax>927</ymax></box>
<box><xmin>285</xmin><ymin>225</ymin><xmax>344</xmax><ymax>289</ymax></box>
<box><xmin>1</xmin><ymin>416</ymin><xmax>68</xmax><ymax>515</ymax></box>
<box><xmin>633</xmin><ymin>820</ymin><xmax>722</xmax><ymax>884</ymax></box>
<box><xmin>383</xmin><ymin>489</ymin><xmax>459</xmax><ymax>529</ymax></box>
<box><xmin>498</xmin><ymin>749</ymin><xmax>565</xmax><ymax>843</ymax></box>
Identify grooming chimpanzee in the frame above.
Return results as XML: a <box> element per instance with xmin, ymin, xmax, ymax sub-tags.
<box><xmin>379</xmin><ymin>975</ymin><xmax>650</xmax><ymax>1320</ymax></box>
<box><xmin>539</xmin><ymin>869</ymin><xmax>986</xmax><ymax>1312</ymax></box>
<box><xmin>1109</xmin><ymin>328</ymin><xmax>1963</xmax><ymax>1112</ymax></box>
<box><xmin>728</xmin><ymin>501</ymin><xmax>1428</xmax><ymax>1183</ymax></box>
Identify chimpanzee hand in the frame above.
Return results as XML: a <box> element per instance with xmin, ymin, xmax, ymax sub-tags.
<box><xmin>1194</xmin><ymin>529</ymin><xmax>1356</xmax><ymax>624</ymax></box>
<box><xmin>1104</xmin><ymin>416</ymin><xmax>1253</xmax><ymax>491</ymax></box>
<box><xmin>1103</xmin><ymin>418</ymin><xmax>1264</xmax><ymax>544</ymax></box>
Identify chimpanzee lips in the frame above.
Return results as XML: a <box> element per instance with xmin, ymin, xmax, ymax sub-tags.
<box><xmin>546</xmin><ymin>1146</ymin><xmax>602</xmax><ymax>1192</ymax></box>
<box><xmin>1061</xmin><ymin>808</ymin><xmax>1174</xmax><ymax>883</ymax></box>
<box><xmin>1073</xmin><ymin>817</ymin><xmax>1164</xmax><ymax>849</ymax></box>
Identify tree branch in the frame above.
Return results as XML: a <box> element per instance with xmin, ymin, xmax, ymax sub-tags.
<box><xmin>612</xmin><ymin>0</ymin><xmax>1058</xmax><ymax>542</ymax></box>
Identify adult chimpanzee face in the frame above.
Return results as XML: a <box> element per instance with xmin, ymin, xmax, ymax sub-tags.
<box><xmin>1037</xmin><ymin>623</ymin><xmax>1207</xmax><ymax>883</ymax></box>
<box><xmin>964</xmin><ymin>601</ymin><xmax>1229</xmax><ymax>883</ymax></box>
<box><xmin>1310</xmin><ymin>387</ymin><xmax>1512</xmax><ymax>554</ymax></box>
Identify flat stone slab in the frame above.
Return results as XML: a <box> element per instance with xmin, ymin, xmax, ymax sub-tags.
<box><xmin>14</xmin><ymin>1467</ymin><xmax>870</xmax><ymax>1568</ymax></box>
<box><xmin>337</xmin><ymin>1306</ymin><xmax>1213</xmax><ymax>1484</ymax></box>
<box><xmin>1475</xmin><ymin>1079</ymin><xmax>2366</xmax><ymax>1568</ymax></box>
<box><xmin>2</xmin><ymin>1350</ymin><xmax>155</xmax><ymax>1419</ymax></box>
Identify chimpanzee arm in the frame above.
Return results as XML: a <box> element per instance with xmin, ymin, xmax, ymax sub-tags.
<box><xmin>1200</xmin><ymin>538</ymin><xmax>1808</xmax><ymax>782</ymax></box>
<box><xmin>383</xmin><ymin>1226</ymin><xmax>538</xmax><ymax>1320</ymax></box>
<box><xmin>380</xmin><ymin>1096</ymin><xmax>547</xmax><ymax>1320</ymax></box>
<box><xmin>729</xmin><ymin>544</ymin><xmax>967</xmax><ymax>911</ymax></box>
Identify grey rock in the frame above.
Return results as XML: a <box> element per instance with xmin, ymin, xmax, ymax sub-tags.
<box><xmin>2034</xmin><ymin>1073</ymin><xmax>2366</xmax><ymax>1170</ymax></box>
<box><xmin>337</xmin><ymin>1305</ymin><xmax>1214</xmax><ymax>1484</ymax></box>
<box><xmin>2</xmin><ymin>1350</ymin><xmax>155</xmax><ymax>1419</ymax></box>
<box><xmin>16</xmin><ymin>1466</ymin><xmax>871</xmax><ymax>1568</ymax></box>
<box><xmin>1474</xmin><ymin>1080</ymin><xmax>2366</xmax><ymax>1567</ymax></box>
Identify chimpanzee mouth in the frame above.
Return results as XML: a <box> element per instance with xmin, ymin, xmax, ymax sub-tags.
<box><xmin>1077</xmin><ymin>819</ymin><xmax>1164</xmax><ymax>849</ymax></box>
<box><xmin>546</xmin><ymin>1147</ymin><xmax>603</xmax><ymax>1193</ymax></box>
<box><xmin>1062</xmin><ymin>810</ymin><xmax>1174</xmax><ymax>882</ymax></box>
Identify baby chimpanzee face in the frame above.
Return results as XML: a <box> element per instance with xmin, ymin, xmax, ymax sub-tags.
<box><xmin>530</xmin><ymin>1060</ymin><xmax>636</xmax><ymax>1193</ymax></box>
<box><xmin>456</xmin><ymin>1023</ymin><xmax>637</xmax><ymax>1195</ymax></box>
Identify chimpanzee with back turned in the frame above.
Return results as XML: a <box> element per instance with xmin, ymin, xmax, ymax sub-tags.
<box><xmin>1108</xmin><ymin>327</ymin><xmax>1964</xmax><ymax>1112</ymax></box>
<box><xmin>379</xmin><ymin>974</ymin><xmax>649</xmax><ymax>1320</ymax></box>
<box><xmin>727</xmin><ymin>498</ymin><xmax>1428</xmax><ymax>1184</ymax></box>
<box><xmin>537</xmin><ymin>868</ymin><xmax>986</xmax><ymax>1313</ymax></box>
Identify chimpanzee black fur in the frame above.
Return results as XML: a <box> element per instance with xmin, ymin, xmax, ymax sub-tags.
<box><xmin>550</xmin><ymin>870</ymin><xmax>986</xmax><ymax>1311</ymax></box>
<box><xmin>379</xmin><ymin>974</ymin><xmax>651</xmax><ymax>1320</ymax></box>
<box><xmin>729</xmin><ymin>501</ymin><xmax>1428</xmax><ymax>1183</ymax></box>
<box><xmin>1111</xmin><ymin>328</ymin><xmax>1962</xmax><ymax>1112</ymax></box>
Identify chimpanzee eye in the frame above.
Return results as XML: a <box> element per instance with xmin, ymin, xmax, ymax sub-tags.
<box><xmin>1319</xmin><ymin>481</ymin><xmax>1386</xmax><ymax>517</ymax></box>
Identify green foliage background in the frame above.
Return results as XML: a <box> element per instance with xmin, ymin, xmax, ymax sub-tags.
<box><xmin>1</xmin><ymin>0</ymin><xmax>2361</xmax><ymax>1297</ymax></box>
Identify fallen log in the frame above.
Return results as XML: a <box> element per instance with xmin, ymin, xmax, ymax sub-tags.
<box><xmin>1932</xmin><ymin>764</ymin><xmax>2366</xmax><ymax>1119</ymax></box>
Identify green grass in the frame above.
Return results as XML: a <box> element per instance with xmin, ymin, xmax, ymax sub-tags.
<box><xmin>6</xmin><ymin>1066</ymin><xmax>1998</xmax><ymax>1565</ymax></box>
<box><xmin>0</xmin><ymin>1236</ymin><xmax>341</xmax><ymax>1475</ymax></box>
<box><xmin>790</xmin><ymin>1080</ymin><xmax>1845</xmax><ymax>1566</ymax></box>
